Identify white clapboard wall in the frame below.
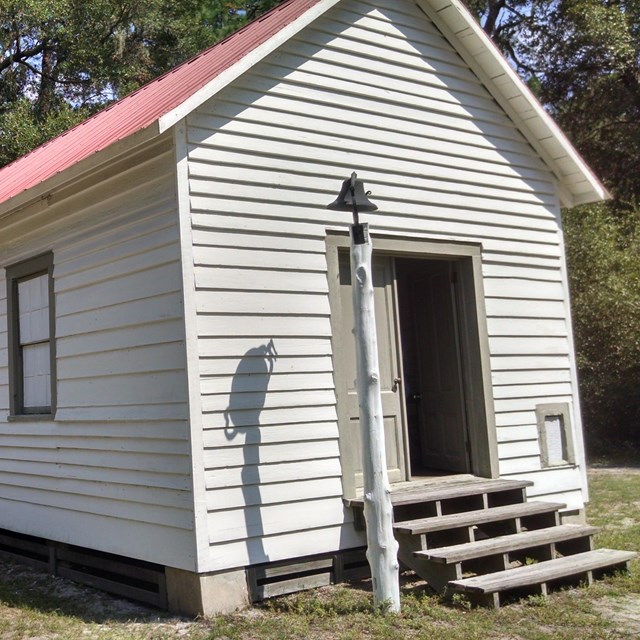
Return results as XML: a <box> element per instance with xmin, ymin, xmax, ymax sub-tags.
<box><xmin>0</xmin><ymin>139</ymin><xmax>197</xmax><ymax>569</ymax></box>
<box><xmin>185</xmin><ymin>0</ymin><xmax>584</xmax><ymax>572</ymax></box>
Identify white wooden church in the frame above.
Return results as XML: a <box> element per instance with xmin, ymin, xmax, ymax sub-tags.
<box><xmin>0</xmin><ymin>0</ymin><xmax>633</xmax><ymax>613</ymax></box>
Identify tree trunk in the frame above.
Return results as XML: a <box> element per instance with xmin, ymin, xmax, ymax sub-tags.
<box><xmin>36</xmin><ymin>45</ymin><xmax>56</xmax><ymax>119</ymax></box>
<box><xmin>350</xmin><ymin>223</ymin><xmax>400</xmax><ymax>613</ymax></box>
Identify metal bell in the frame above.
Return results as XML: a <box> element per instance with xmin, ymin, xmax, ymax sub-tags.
<box><xmin>327</xmin><ymin>172</ymin><xmax>378</xmax><ymax>212</ymax></box>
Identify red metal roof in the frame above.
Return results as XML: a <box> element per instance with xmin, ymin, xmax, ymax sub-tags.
<box><xmin>0</xmin><ymin>0</ymin><xmax>323</xmax><ymax>206</ymax></box>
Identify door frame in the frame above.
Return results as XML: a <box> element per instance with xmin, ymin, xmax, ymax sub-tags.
<box><xmin>326</xmin><ymin>232</ymin><xmax>499</xmax><ymax>498</ymax></box>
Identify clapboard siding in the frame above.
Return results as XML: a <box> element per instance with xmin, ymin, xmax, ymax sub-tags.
<box><xmin>186</xmin><ymin>0</ymin><xmax>584</xmax><ymax>571</ymax></box>
<box><xmin>0</xmin><ymin>142</ymin><xmax>197</xmax><ymax>569</ymax></box>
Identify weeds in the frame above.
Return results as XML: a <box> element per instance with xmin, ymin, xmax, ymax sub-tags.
<box><xmin>0</xmin><ymin>469</ymin><xmax>638</xmax><ymax>639</ymax></box>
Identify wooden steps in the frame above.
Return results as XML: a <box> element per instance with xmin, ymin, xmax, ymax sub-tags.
<box><xmin>416</xmin><ymin>524</ymin><xmax>599</xmax><ymax>564</ymax></box>
<box><xmin>348</xmin><ymin>476</ymin><xmax>637</xmax><ymax>606</ymax></box>
<box><xmin>447</xmin><ymin>548</ymin><xmax>637</xmax><ymax>608</ymax></box>
<box><xmin>394</xmin><ymin>501</ymin><xmax>565</xmax><ymax>535</ymax></box>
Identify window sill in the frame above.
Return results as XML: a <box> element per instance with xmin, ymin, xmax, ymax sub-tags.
<box><xmin>8</xmin><ymin>413</ymin><xmax>55</xmax><ymax>422</ymax></box>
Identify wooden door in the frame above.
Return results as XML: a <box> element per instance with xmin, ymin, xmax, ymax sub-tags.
<box><xmin>412</xmin><ymin>262</ymin><xmax>470</xmax><ymax>473</ymax></box>
<box><xmin>338</xmin><ymin>253</ymin><xmax>408</xmax><ymax>488</ymax></box>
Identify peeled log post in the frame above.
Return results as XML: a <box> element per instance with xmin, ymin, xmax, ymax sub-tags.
<box><xmin>350</xmin><ymin>223</ymin><xmax>401</xmax><ymax>612</ymax></box>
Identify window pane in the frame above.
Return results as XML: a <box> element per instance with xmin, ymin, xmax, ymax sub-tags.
<box><xmin>544</xmin><ymin>415</ymin><xmax>566</xmax><ymax>464</ymax></box>
<box><xmin>22</xmin><ymin>342</ymin><xmax>51</xmax><ymax>409</ymax></box>
<box><xmin>18</xmin><ymin>274</ymin><xmax>49</xmax><ymax>344</ymax></box>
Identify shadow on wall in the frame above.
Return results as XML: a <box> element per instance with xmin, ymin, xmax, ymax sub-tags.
<box><xmin>224</xmin><ymin>339</ymin><xmax>278</xmax><ymax>565</ymax></box>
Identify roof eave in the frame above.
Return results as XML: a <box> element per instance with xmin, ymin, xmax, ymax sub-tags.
<box><xmin>418</xmin><ymin>0</ymin><xmax>609</xmax><ymax>208</ymax></box>
<box><xmin>0</xmin><ymin>122</ymin><xmax>161</xmax><ymax>222</ymax></box>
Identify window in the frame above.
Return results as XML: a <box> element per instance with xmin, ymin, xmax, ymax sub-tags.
<box><xmin>536</xmin><ymin>402</ymin><xmax>575</xmax><ymax>467</ymax></box>
<box><xmin>6</xmin><ymin>253</ymin><xmax>56</xmax><ymax>416</ymax></box>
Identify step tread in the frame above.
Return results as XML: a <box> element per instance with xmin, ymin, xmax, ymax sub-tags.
<box><xmin>394</xmin><ymin>501</ymin><xmax>565</xmax><ymax>535</ymax></box>
<box><xmin>415</xmin><ymin>524</ymin><xmax>599</xmax><ymax>563</ymax></box>
<box><xmin>448</xmin><ymin>548</ymin><xmax>637</xmax><ymax>594</ymax></box>
<box><xmin>346</xmin><ymin>478</ymin><xmax>533</xmax><ymax>509</ymax></box>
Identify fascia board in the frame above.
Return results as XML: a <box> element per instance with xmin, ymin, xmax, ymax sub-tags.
<box><xmin>418</xmin><ymin>0</ymin><xmax>609</xmax><ymax>207</ymax></box>
<box><xmin>0</xmin><ymin>123</ymin><xmax>161</xmax><ymax>222</ymax></box>
<box><xmin>158</xmin><ymin>0</ymin><xmax>344</xmax><ymax>134</ymax></box>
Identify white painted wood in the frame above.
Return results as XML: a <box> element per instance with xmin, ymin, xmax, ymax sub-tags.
<box><xmin>57</xmin><ymin>371</ymin><xmax>188</xmax><ymax>406</ymax></box>
<box><xmin>199</xmin><ymin>355</ymin><xmax>333</xmax><ymax>376</ymax></box>
<box><xmin>489</xmin><ymin>337</ymin><xmax>570</xmax><ymax>357</ymax></box>
<box><xmin>0</xmin><ymin>469</ymin><xmax>192</xmax><ymax>508</ymax></box>
<box><xmin>206</xmin><ymin>497</ymin><xmax>346</xmax><ymax>543</ymax></box>
<box><xmin>499</xmin><ymin>456</ymin><xmax>542</xmax><ymax>475</ymax></box>
<box><xmin>198</xmin><ymin>337</ymin><xmax>333</xmax><ymax>358</ymax></box>
<box><xmin>0</xmin><ymin>433</ymin><xmax>189</xmax><ymax>455</ymax></box>
<box><xmin>55</xmin><ymin>244</ymin><xmax>181</xmax><ymax>293</ymax></box>
<box><xmin>200</xmin><ymin>372</ymin><xmax>334</xmax><ymax>395</ymax></box>
<box><xmin>172</xmin><ymin>120</ymin><xmax>212</xmax><ymax>576</ymax></box>
<box><xmin>201</xmin><ymin>387</ymin><xmax>336</xmax><ymax>413</ymax></box>
<box><xmin>0</xmin><ymin>419</ymin><xmax>188</xmax><ymax>440</ymax></box>
<box><xmin>204</xmin><ymin>457</ymin><xmax>343</xmax><ymax>489</ymax></box>
<box><xmin>180</xmin><ymin>0</ymin><xmax>591</xmax><ymax>574</ymax></box>
<box><xmin>196</xmin><ymin>314</ymin><xmax>332</xmax><ymax>337</ymax></box>
<box><xmin>495</xmin><ymin>396</ymin><xmax>572</xmax><ymax>415</ymax></box>
<box><xmin>492</xmin><ymin>369</ymin><xmax>572</xmax><ymax>385</ymax></box>
<box><xmin>192</xmin><ymin>245</ymin><xmax>328</xmax><ymax>272</ymax></box>
<box><xmin>494</xmin><ymin>410</ymin><xmax>538</xmax><ymax>428</ymax></box>
<box><xmin>491</xmin><ymin>355</ymin><xmax>570</xmax><ymax>371</ymax></box>
<box><xmin>489</xmin><ymin>318</ymin><xmax>568</xmax><ymax>337</ymax></box>
<box><xmin>557</xmin><ymin>213</ymin><xmax>590</xmax><ymax>500</ymax></box>
<box><xmin>203</xmin><ymin>440</ymin><xmax>339</xmax><ymax>468</ymax></box>
<box><xmin>0</xmin><ymin>0</ymin><xmax>592</xmax><ymax>579</ymax></box>
<box><xmin>206</xmin><ymin>477</ymin><xmax>343</xmax><ymax>511</ymax></box>
<box><xmin>0</xmin><ymin>456</ymin><xmax>190</xmax><ymax>490</ymax></box>
<box><xmin>203</xmin><ymin>421</ymin><xmax>338</xmax><ymax>448</ymax></box>
<box><xmin>416</xmin><ymin>0</ymin><xmax>607</xmax><ymax>206</ymax></box>
<box><xmin>157</xmin><ymin>0</ymin><xmax>344</xmax><ymax>132</ymax></box>
<box><xmin>496</xmin><ymin>424</ymin><xmax>539</xmax><ymax>442</ymax></box>
<box><xmin>189</xmin><ymin>140</ymin><xmax>555</xmax><ymax>198</ymax></box>
<box><xmin>493</xmin><ymin>382</ymin><xmax>573</xmax><ymax>400</ymax></box>
<box><xmin>57</xmin><ymin>320</ymin><xmax>185</xmax><ymax>357</ymax></box>
<box><xmin>195</xmin><ymin>266</ymin><xmax>329</xmax><ymax>293</ymax></box>
<box><xmin>58</xmin><ymin>341</ymin><xmax>187</xmax><ymax>379</ymax></box>
<box><xmin>206</xmin><ymin>524</ymin><xmax>364</xmax><ymax>572</ymax></box>
<box><xmin>201</xmin><ymin>404</ymin><xmax>338</xmax><ymax>429</ymax></box>
<box><xmin>0</xmin><ymin>497</ymin><xmax>194</xmax><ymax>569</ymax></box>
<box><xmin>56</xmin><ymin>262</ymin><xmax>182</xmax><ymax>315</ymax></box>
<box><xmin>0</xmin><ymin>146</ymin><xmax>197</xmax><ymax>570</ymax></box>
<box><xmin>349</xmin><ymin>226</ymin><xmax>400</xmax><ymax>611</ymax></box>
<box><xmin>486</xmin><ymin>299</ymin><xmax>567</xmax><ymax>319</ymax></box>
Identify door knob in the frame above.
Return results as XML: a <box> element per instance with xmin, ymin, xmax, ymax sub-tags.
<box><xmin>392</xmin><ymin>377</ymin><xmax>402</xmax><ymax>392</ymax></box>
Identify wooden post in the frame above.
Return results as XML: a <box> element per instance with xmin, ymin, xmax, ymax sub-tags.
<box><xmin>350</xmin><ymin>223</ymin><xmax>401</xmax><ymax>612</ymax></box>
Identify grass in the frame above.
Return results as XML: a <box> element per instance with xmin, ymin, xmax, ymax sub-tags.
<box><xmin>0</xmin><ymin>468</ymin><xmax>638</xmax><ymax>639</ymax></box>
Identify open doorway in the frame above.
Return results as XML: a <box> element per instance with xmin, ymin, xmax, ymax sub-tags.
<box><xmin>326</xmin><ymin>234</ymin><xmax>498</xmax><ymax>498</ymax></box>
<box><xmin>396</xmin><ymin>258</ymin><xmax>470</xmax><ymax>476</ymax></box>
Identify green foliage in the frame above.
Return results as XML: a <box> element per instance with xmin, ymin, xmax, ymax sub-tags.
<box><xmin>535</xmin><ymin>0</ymin><xmax>640</xmax><ymax>208</ymax></box>
<box><xmin>563</xmin><ymin>204</ymin><xmax>640</xmax><ymax>451</ymax></box>
<box><xmin>0</xmin><ymin>99</ymin><xmax>90</xmax><ymax>167</ymax></box>
<box><xmin>466</xmin><ymin>0</ymin><xmax>640</xmax><ymax>454</ymax></box>
<box><xmin>0</xmin><ymin>0</ymin><xmax>285</xmax><ymax>167</ymax></box>
<box><xmin>465</xmin><ymin>1</ymin><xmax>640</xmax><ymax>207</ymax></box>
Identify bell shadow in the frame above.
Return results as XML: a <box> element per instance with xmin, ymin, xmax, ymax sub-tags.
<box><xmin>224</xmin><ymin>339</ymin><xmax>278</xmax><ymax>566</ymax></box>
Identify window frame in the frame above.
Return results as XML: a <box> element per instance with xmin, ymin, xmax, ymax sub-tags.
<box><xmin>6</xmin><ymin>253</ymin><xmax>56</xmax><ymax>418</ymax></box>
<box><xmin>536</xmin><ymin>402</ymin><xmax>575</xmax><ymax>467</ymax></box>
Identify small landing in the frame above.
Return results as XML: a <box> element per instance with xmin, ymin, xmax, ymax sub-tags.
<box><xmin>344</xmin><ymin>477</ymin><xmax>532</xmax><ymax>508</ymax></box>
